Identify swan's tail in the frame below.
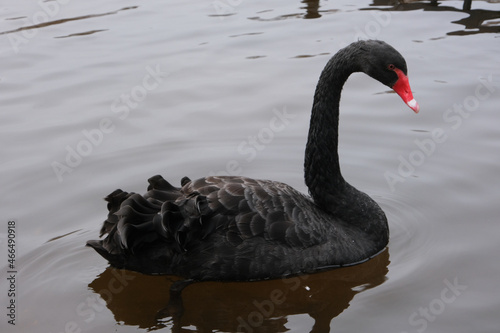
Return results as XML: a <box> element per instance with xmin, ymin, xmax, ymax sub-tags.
<box><xmin>86</xmin><ymin>175</ymin><xmax>187</xmax><ymax>274</ymax></box>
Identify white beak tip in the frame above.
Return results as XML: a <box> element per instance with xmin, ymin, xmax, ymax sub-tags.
<box><xmin>407</xmin><ymin>99</ymin><xmax>419</xmax><ymax>113</ymax></box>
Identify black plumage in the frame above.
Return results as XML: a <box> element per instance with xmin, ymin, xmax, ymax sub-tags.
<box><xmin>87</xmin><ymin>40</ymin><xmax>418</xmax><ymax>281</ymax></box>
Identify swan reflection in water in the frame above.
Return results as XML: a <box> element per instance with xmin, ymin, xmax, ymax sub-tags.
<box><xmin>88</xmin><ymin>249</ymin><xmax>389</xmax><ymax>332</ymax></box>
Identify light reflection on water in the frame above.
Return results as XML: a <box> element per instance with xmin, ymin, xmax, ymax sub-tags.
<box><xmin>2</xmin><ymin>0</ymin><xmax>500</xmax><ymax>332</ymax></box>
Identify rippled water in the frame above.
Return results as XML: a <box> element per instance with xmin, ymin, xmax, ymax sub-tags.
<box><xmin>1</xmin><ymin>0</ymin><xmax>500</xmax><ymax>332</ymax></box>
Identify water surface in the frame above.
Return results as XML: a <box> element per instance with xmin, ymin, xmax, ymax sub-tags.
<box><xmin>1</xmin><ymin>0</ymin><xmax>500</xmax><ymax>332</ymax></box>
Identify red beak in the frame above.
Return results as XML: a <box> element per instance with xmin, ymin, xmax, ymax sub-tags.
<box><xmin>392</xmin><ymin>68</ymin><xmax>419</xmax><ymax>113</ymax></box>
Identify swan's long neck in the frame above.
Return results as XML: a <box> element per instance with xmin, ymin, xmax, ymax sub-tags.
<box><xmin>304</xmin><ymin>48</ymin><xmax>361</xmax><ymax>210</ymax></box>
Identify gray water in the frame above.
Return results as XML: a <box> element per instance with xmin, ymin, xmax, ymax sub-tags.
<box><xmin>1</xmin><ymin>0</ymin><xmax>500</xmax><ymax>332</ymax></box>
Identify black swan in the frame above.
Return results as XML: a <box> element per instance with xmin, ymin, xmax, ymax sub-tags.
<box><xmin>87</xmin><ymin>40</ymin><xmax>419</xmax><ymax>282</ymax></box>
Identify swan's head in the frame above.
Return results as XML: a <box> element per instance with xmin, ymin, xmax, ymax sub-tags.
<box><xmin>359</xmin><ymin>40</ymin><xmax>420</xmax><ymax>113</ymax></box>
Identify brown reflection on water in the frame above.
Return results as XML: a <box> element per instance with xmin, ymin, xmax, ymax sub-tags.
<box><xmin>248</xmin><ymin>0</ymin><xmax>338</xmax><ymax>21</ymax></box>
<box><xmin>363</xmin><ymin>1</ymin><xmax>500</xmax><ymax>36</ymax></box>
<box><xmin>302</xmin><ymin>0</ymin><xmax>321</xmax><ymax>19</ymax></box>
<box><xmin>88</xmin><ymin>249</ymin><xmax>389</xmax><ymax>332</ymax></box>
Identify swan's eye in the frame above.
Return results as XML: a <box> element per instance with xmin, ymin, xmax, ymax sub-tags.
<box><xmin>387</xmin><ymin>64</ymin><xmax>396</xmax><ymax>70</ymax></box>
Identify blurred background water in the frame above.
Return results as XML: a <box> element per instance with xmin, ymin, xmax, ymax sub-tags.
<box><xmin>1</xmin><ymin>0</ymin><xmax>500</xmax><ymax>332</ymax></box>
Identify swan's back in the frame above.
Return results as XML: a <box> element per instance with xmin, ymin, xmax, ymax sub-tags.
<box><xmin>87</xmin><ymin>175</ymin><xmax>385</xmax><ymax>280</ymax></box>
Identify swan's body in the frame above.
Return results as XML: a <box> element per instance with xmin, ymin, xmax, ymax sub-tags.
<box><xmin>87</xmin><ymin>40</ymin><xmax>418</xmax><ymax>281</ymax></box>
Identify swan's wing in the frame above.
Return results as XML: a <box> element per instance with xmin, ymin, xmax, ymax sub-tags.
<box><xmin>174</xmin><ymin>176</ymin><xmax>322</xmax><ymax>250</ymax></box>
<box><xmin>87</xmin><ymin>175</ymin><xmax>183</xmax><ymax>260</ymax></box>
<box><xmin>90</xmin><ymin>175</ymin><xmax>321</xmax><ymax>261</ymax></box>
